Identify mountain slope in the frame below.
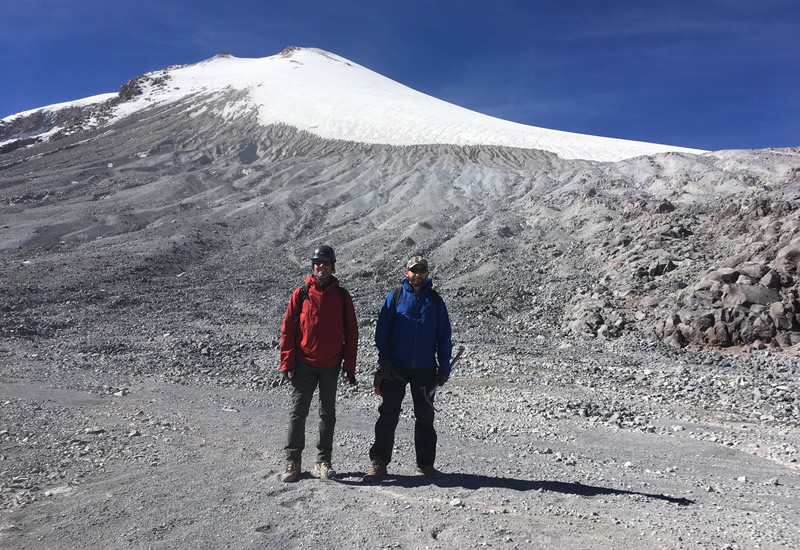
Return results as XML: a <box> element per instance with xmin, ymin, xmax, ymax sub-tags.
<box><xmin>0</xmin><ymin>46</ymin><xmax>798</xmax><ymax>354</ymax></box>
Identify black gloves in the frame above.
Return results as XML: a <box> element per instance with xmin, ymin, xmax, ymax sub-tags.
<box><xmin>377</xmin><ymin>356</ymin><xmax>399</xmax><ymax>381</ymax></box>
<box><xmin>342</xmin><ymin>370</ymin><xmax>357</xmax><ymax>385</ymax></box>
<box><xmin>436</xmin><ymin>373</ymin><xmax>449</xmax><ymax>386</ymax></box>
<box><xmin>378</xmin><ymin>363</ymin><xmax>394</xmax><ymax>380</ymax></box>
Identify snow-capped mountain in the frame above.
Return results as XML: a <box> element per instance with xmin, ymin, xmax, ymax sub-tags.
<box><xmin>2</xmin><ymin>47</ymin><xmax>704</xmax><ymax>162</ymax></box>
<box><xmin>1</xmin><ymin>46</ymin><xmax>797</xmax><ymax>354</ymax></box>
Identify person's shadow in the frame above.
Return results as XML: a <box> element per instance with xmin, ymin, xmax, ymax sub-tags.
<box><xmin>335</xmin><ymin>472</ymin><xmax>694</xmax><ymax>506</ymax></box>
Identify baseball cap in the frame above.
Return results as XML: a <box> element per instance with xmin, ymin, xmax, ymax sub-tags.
<box><xmin>406</xmin><ymin>256</ymin><xmax>429</xmax><ymax>270</ymax></box>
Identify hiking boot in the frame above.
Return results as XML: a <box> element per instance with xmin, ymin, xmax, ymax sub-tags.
<box><xmin>314</xmin><ymin>461</ymin><xmax>336</xmax><ymax>479</ymax></box>
<box><xmin>280</xmin><ymin>461</ymin><xmax>300</xmax><ymax>482</ymax></box>
<box><xmin>417</xmin><ymin>465</ymin><xmax>443</xmax><ymax>479</ymax></box>
<box><xmin>362</xmin><ymin>459</ymin><xmax>387</xmax><ymax>482</ymax></box>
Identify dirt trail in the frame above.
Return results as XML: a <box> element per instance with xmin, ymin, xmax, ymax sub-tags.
<box><xmin>2</xmin><ymin>362</ymin><xmax>798</xmax><ymax>550</ymax></box>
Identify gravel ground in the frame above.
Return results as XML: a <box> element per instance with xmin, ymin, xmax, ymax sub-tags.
<box><xmin>1</xmin><ymin>299</ymin><xmax>798</xmax><ymax>549</ymax></box>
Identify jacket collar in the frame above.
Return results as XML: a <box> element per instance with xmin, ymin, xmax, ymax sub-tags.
<box><xmin>306</xmin><ymin>274</ymin><xmax>339</xmax><ymax>291</ymax></box>
<box><xmin>402</xmin><ymin>277</ymin><xmax>432</xmax><ymax>293</ymax></box>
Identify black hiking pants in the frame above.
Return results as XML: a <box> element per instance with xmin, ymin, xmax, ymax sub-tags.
<box><xmin>369</xmin><ymin>366</ymin><xmax>437</xmax><ymax>468</ymax></box>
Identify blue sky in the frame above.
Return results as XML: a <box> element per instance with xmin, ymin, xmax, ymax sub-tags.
<box><xmin>1</xmin><ymin>0</ymin><xmax>798</xmax><ymax>151</ymax></box>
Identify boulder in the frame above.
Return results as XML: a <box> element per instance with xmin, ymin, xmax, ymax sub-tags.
<box><xmin>693</xmin><ymin>312</ymin><xmax>715</xmax><ymax>332</ymax></box>
<box><xmin>722</xmin><ymin>284</ymin><xmax>781</xmax><ymax>308</ymax></box>
<box><xmin>649</xmin><ymin>258</ymin><xmax>678</xmax><ymax>277</ymax></box>
<box><xmin>760</xmin><ymin>270</ymin><xmax>782</xmax><ymax>289</ymax></box>
<box><xmin>692</xmin><ymin>288</ymin><xmax>723</xmax><ymax>304</ymax></box>
<box><xmin>665</xmin><ymin>331</ymin><xmax>686</xmax><ymax>347</ymax></box>
<box><xmin>586</xmin><ymin>312</ymin><xmax>605</xmax><ymax>331</ymax></box>
<box><xmin>720</xmin><ymin>305</ymin><xmax>748</xmax><ymax>325</ymax></box>
<box><xmin>708</xmin><ymin>321</ymin><xmax>732</xmax><ymax>347</ymax></box>
<box><xmin>740</xmin><ymin>314</ymin><xmax>776</xmax><ymax>343</ymax></box>
<box><xmin>706</xmin><ymin>268</ymin><xmax>740</xmax><ymax>284</ymax></box>
<box><xmin>678</xmin><ymin>322</ymin><xmax>703</xmax><ymax>345</ymax></box>
<box><xmin>775</xmin><ymin>332</ymin><xmax>794</xmax><ymax>348</ymax></box>
<box><xmin>776</xmin><ymin>330</ymin><xmax>800</xmax><ymax>346</ymax></box>
<box><xmin>769</xmin><ymin>302</ymin><xmax>795</xmax><ymax>331</ymax></box>
<box><xmin>612</xmin><ymin>235</ymin><xmax>631</xmax><ymax>247</ymax></box>
<box><xmin>663</xmin><ymin>314</ymin><xmax>682</xmax><ymax>341</ymax></box>
<box><xmin>639</xmin><ymin>296</ymin><xmax>665</xmax><ymax>308</ymax></box>
<box><xmin>737</xmin><ymin>262</ymin><xmax>769</xmax><ymax>280</ymax></box>
<box><xmin>692</xmin><ymin>278</ymin><xmax>722</xmax><ymax>292</ymax></box>
<box><xmin>774</xmin><ymin>242</ymin><xmax>800</xmax><ymax>275</ymax></box>
<box><xmin>654</xmin><ymin>200</ymin><xmax>676</xmax><ymax>213</ymax></box>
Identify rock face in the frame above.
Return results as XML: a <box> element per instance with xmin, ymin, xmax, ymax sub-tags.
<box><xmin>0</xmin><ymin>72</ymin><xmax>171</xmax><ymax>147</ymax></box>
<box><xmin>563</xmin><ymin>180</ymin><xmax>800</xmax><ymax>351</ymax></box>
<box><xmin>0</xmin><ymin>107</ymin><xmax>89</xmax><ymax>143</ymax></box>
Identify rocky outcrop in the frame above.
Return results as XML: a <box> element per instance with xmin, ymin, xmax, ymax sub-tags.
<box><xmin>563</xmin><ymin>172</ymin><xmax>800</xmax><ymax>351</ymax></box>
<box><xmin>0</xmin><ymin>72</ymin><xmax>173</xmax><ymax>151</ymax></box>
<box><xmin>0</xmin><ymin>106</ymin><xmax>94</xmax><ymax>143</ymax></box>
<box><xmin>663</xmin><ymin>261</ymin><xmax>798</xmax><ymax>349</ymax></box>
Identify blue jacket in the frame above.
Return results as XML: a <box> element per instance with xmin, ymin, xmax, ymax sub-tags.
<box><xmin>375</xmin><ymin>278</ymin><xmax>453</xmax><ymax>375</ymax></box>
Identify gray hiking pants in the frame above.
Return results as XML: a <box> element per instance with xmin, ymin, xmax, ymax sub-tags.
<box><xmin>284</xmin><ymin>360</ymin><xmax>341</xmax><ymax>464</ymax></box>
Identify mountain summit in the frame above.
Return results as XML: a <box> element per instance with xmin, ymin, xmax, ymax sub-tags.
<box><xmin>2</xmin><ymin>47</ymin><xmax>703</xmax><ymax>162</ymax></box>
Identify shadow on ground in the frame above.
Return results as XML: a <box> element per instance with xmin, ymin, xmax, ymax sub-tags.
<box><xmin>335</xmin><ymin>472</ymin><xmax>694</xmax><ymax>506</ymax></box>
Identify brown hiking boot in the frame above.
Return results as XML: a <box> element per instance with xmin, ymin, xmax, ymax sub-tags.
<box><xmin>416</xmin><ymin>465</ymin><xmax>443</xmax><ymax>479</ymax></box>
<box><xmin>280</xmin><ymin>461</ymin><xmax>300</xmax><ymax>482</ymax></box>
<box><xmin>314</xmin><ymin>461</ymin><xmax>336</xmax><ymax>479</ymax></box>
<box><xmin>362</xmin><ymin>459</ymin><xmax>387</xmax><ymax>482</ymax></box>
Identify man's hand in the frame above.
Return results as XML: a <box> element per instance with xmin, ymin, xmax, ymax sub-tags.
<box><xmin>341</xmin><ymin>370</ymin><xmax>356</xmax><ymax>385</ymax></box>
<box><xmin>377</xmin><ymin>362</ymin><xmax>407</xmax><ymax>384</ymax></box>
<box><xmin>280</xmin><ymin>370</ymin><xmax>293</xmax><ymax>386</ymax></box>
<box><xmin>378</xmin><ymin>360</ymin><xmax>395</xmax><ymax>381</ymax></box>
<box><xmin>436</xmin><ymin>373</ymin><xmax>449</xmax><ymax>387</ymax></box>
<box><xmin>378</xmin><ymin>363</ymin><xmax>392</xmax><ymax>379</ymax></box>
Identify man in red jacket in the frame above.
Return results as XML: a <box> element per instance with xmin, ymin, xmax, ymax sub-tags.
<box><xmin>279</xmin><ymin>245</ymin><xmax>358</xmax><ymax>482</ymax></box>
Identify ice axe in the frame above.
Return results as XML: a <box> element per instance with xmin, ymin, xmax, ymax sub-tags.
<box><xmin>424</xmin><ymin>345</ymin><xmax>465</xmax><ymax>409</ymax></box>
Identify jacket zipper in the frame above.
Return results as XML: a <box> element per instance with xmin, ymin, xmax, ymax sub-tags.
<box><xmin>411</xmin><ymin>289</ymin><xmax>419</xmax><ymax>368</ymax></box>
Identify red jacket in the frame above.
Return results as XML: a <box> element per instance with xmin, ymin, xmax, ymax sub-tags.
<box><xmin>280</xmin><ymin>275</ymin><xmax>358</xmax><ymax>373</ymax></box>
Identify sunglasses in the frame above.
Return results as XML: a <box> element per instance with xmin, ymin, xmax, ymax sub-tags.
<box><xmin>313</xmin><ymin>259</ymin><xmax>332</xmax><ymax>266</ymax></box>
<box><xmin>408</xmin><ymin>266</ymin><xmax>428</xmax><ymax>274</ymax></box>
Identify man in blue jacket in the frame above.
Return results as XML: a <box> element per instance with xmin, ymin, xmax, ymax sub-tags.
<box><xmin>364</xmin><ymin>255</ymin><xmax>453</xmax><ymax>482</ymax></box>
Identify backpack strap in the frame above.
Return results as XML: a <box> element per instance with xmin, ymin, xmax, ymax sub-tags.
<box><xmin>338</xmin><ymin>286</ymin><xmax>349</xmax><ymax>335</ymax></box>
<box><xmin>429</xmin><ymin>288</ymin><xmax>441</xmax><ymax>316</ymax></box>
<box><xmin>392</xmin><ymin>286</ymin><xmax>403</xmax><ymax>310</ymax></box>
<box><xmin>293</xmin><ymin>283</ymin><xmax>311</xmax><ymax>324</ymax></box>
